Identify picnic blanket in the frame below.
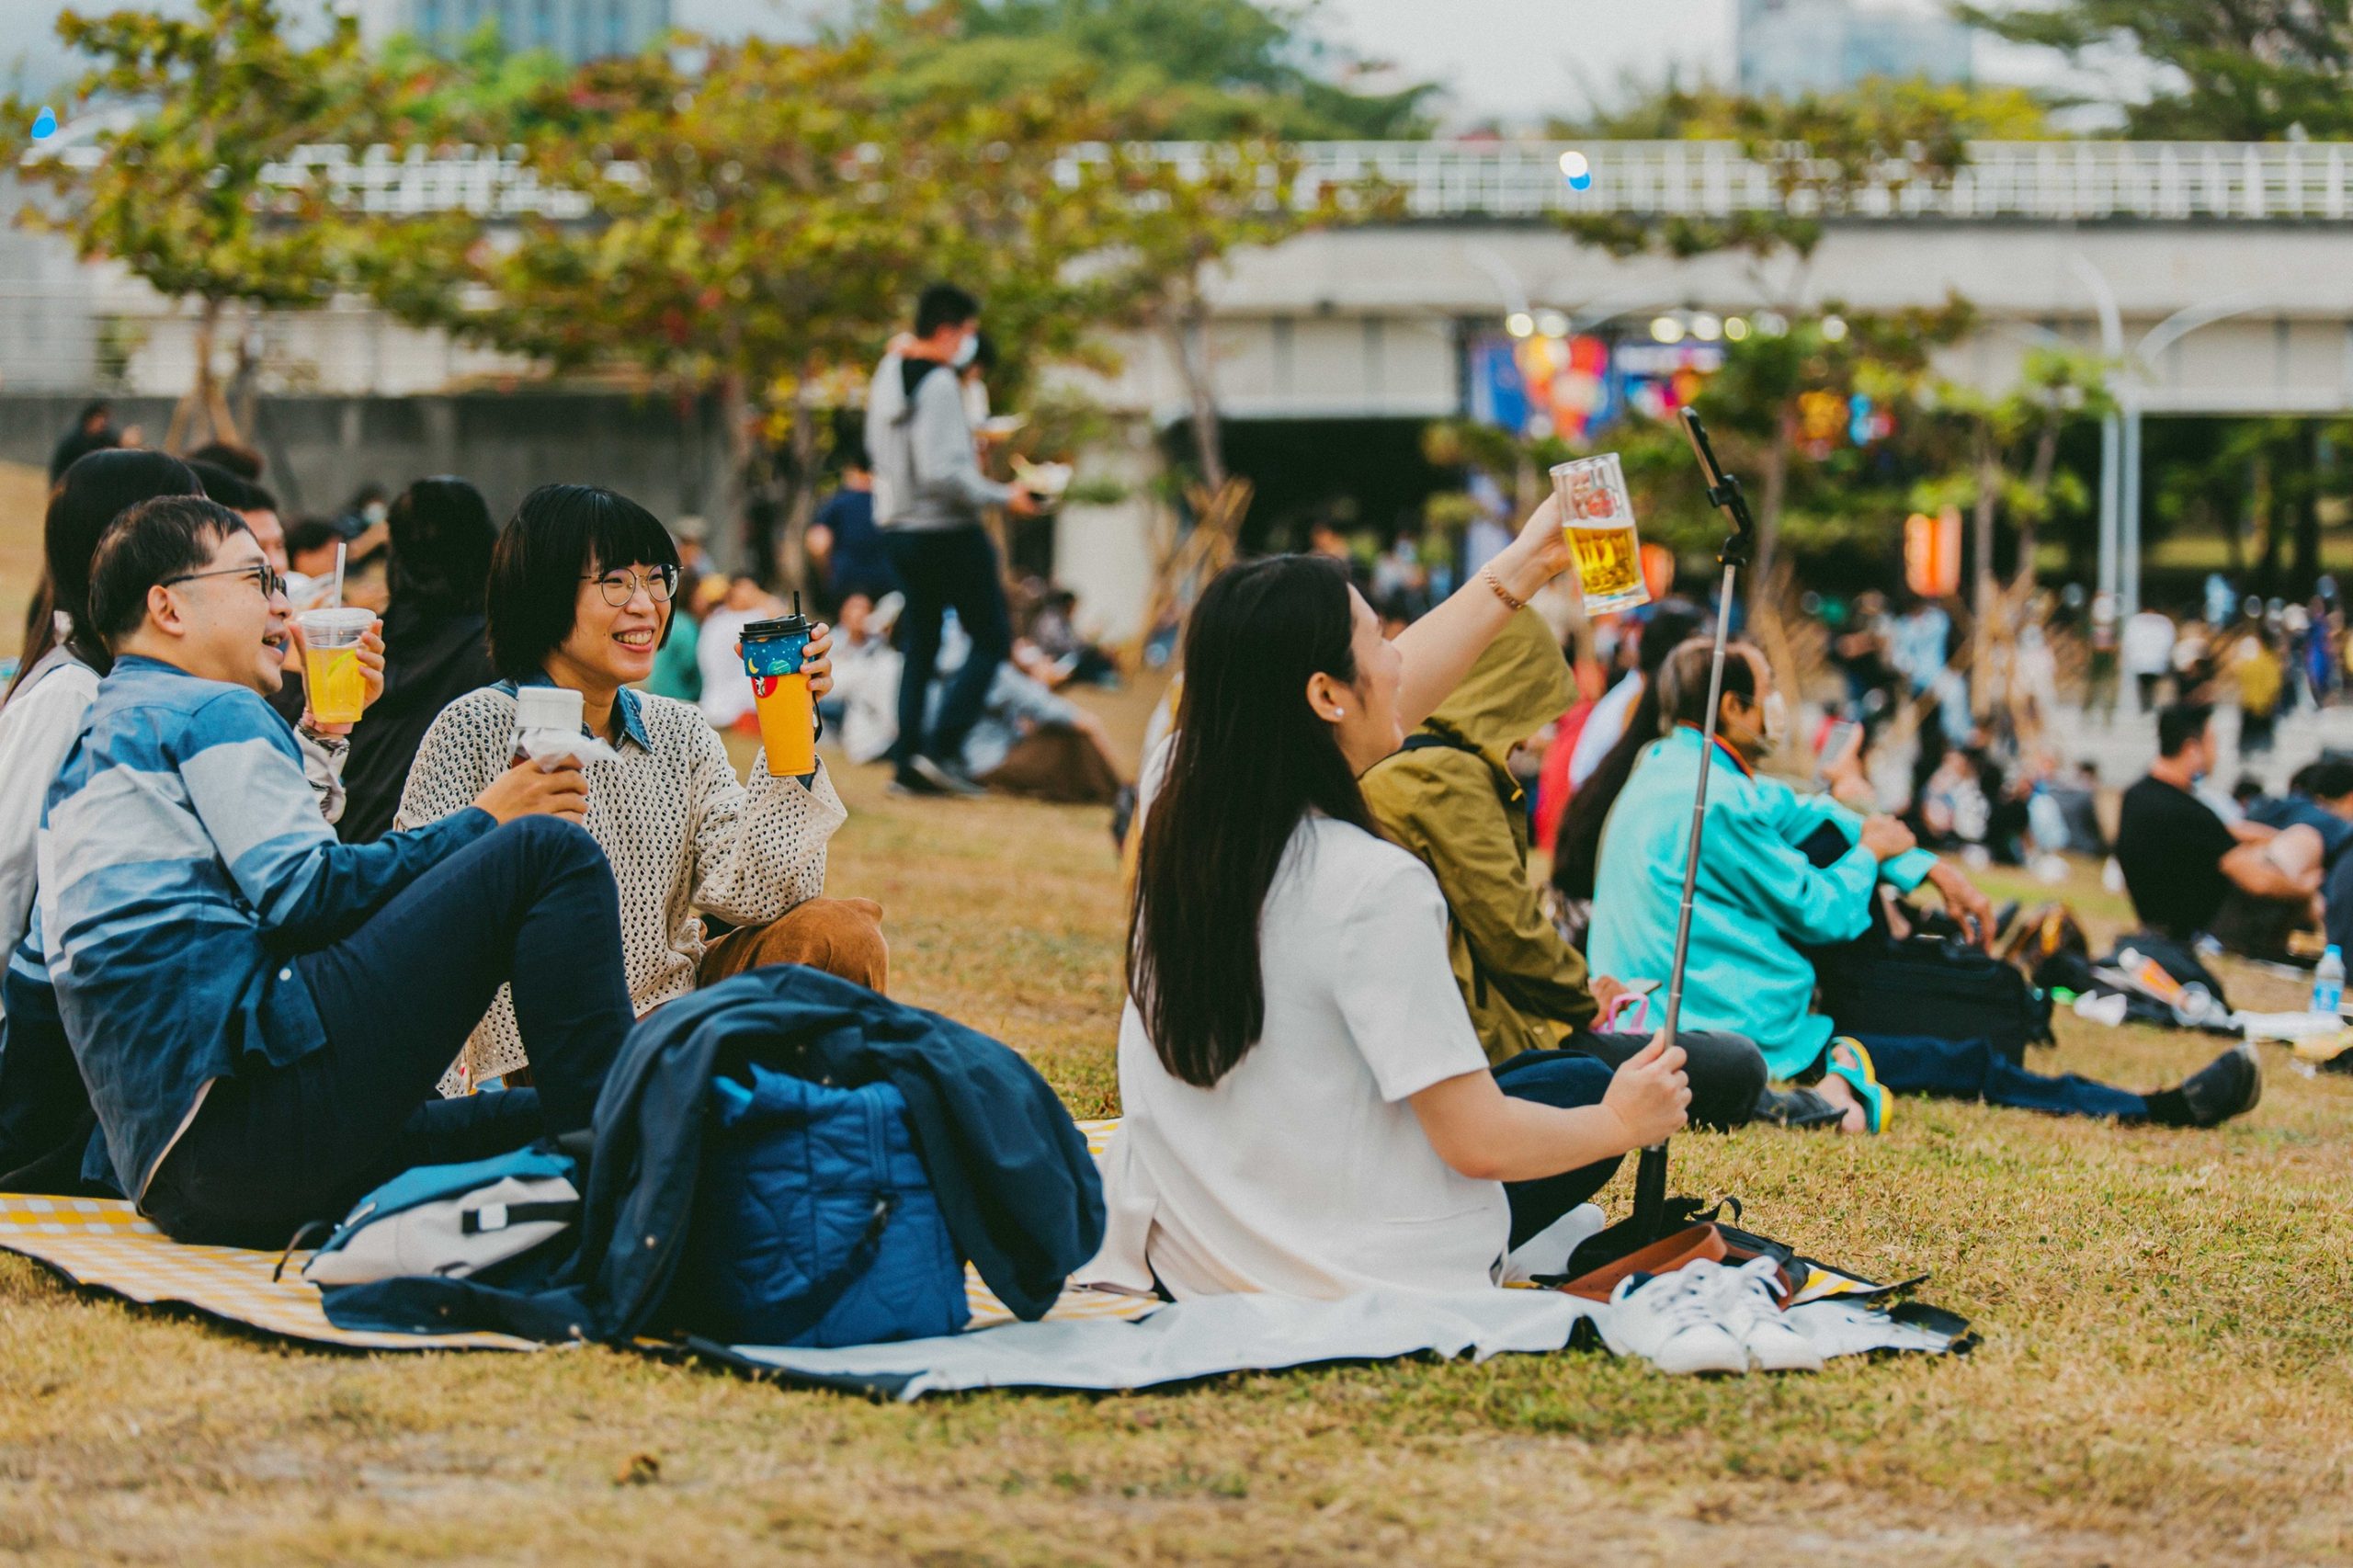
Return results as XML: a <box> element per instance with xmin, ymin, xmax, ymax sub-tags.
<box><xmin>0</xmin><ymin>1119</ymin><xmax>1147</xmax><ymax>1351</ymax></box>
<box><xmin>0</xmin><ymin>1192</ymin><xmax>538</xmax><ymax>1352</ymax></box>
<box><xmin>0</xmin><ymin>1118</ymin><xmax>1969</xmax><ymax>1388</ymax></box>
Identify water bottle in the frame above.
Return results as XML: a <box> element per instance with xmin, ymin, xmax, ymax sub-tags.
<box><xmin>2313</xmin><ymin>945</ymin><xmax>2345</xmax><ymax>1017</ymax></box>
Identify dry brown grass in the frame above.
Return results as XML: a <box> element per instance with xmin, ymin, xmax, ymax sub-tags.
<box><xmin>3</xmin><ymin>502</ymin><xmax>2351</xmax><ymax>1562</ymax></box>
<box><xmin>2</xmin><ymin>461</ymin><xmax>48</xmax><ymax>665</ymax></box>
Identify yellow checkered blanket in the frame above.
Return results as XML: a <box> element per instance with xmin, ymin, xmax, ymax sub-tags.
<box><xmin>0</xmin><ymin>1119</ymin><xmax>1143</xmax><ymax>1350</ymax></box>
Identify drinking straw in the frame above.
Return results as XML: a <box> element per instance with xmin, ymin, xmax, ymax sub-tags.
<box><xmin>332</xmin><ymin>541</ymin><xmax>347</xmax><ymax>608</ymax></box>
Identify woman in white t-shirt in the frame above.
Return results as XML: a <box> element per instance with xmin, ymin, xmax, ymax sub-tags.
<box><xmin>1092</xmin><ymin>494</ymin><xmax>1689</xmax><ymax>1301</ymax></box>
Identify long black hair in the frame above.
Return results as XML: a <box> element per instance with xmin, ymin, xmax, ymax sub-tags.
<box><xmin>1129</xmin><ymin>554</ymin><xmax>1374</xmax><ymax>1088</ymax></box>
<box><xmin>6</xmin><ymin>449</ymin><xmax>201</xmax><ymax>706</ymax></box>
<box><xmin>387</xmin><ymin>475</ymin><xmax>497</xmax><ymax>612</ymax></box>
<box><xmin>1552</xmin><ymin>631</ymin><xmax>1755</xmax><ymax>901</ymax></box>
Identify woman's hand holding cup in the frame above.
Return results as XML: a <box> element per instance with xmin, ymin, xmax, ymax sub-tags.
<box><xmin>472</xmin><ymin>758</ymin><xmax>590</xmax><ymax>825</ymax></box>
<box><xmin>1600</xmin><ymin>1032</ymin><xmax>1691</xmax><ymax>1152</ymax></box>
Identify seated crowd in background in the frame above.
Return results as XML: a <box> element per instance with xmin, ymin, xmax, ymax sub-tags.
<box><xmin>2115</xmin><ymin>703</ymin><xmax>2330</xmax><ymax>960</ymax></box>
<box><xmin>0</xmin><ymin>371</ymin><xmax>2297</xmax><ymax>1308</ymax></box>
<box><xmin>1578</xmin><ymin>641</ymin><xmax>2259</xmax><ymax>1132</ymax></box>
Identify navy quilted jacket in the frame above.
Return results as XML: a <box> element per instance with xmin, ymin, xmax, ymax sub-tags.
<box><xmin>324</xmin><ymin>965</ymin><xmax>1103</xmax><ymax>1341</ymax></box>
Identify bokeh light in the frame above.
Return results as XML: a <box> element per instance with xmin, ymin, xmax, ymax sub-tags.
<box><xmin>1557</xmin><ymin>149</ymin><xmax>1592</xmax><ymax>190</ymax></box>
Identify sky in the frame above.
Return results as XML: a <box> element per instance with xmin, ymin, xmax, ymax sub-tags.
<box><xmin>6</xmin><ymin>0</ymin><xmax>2103</xmax><ymax>130</ymax></box>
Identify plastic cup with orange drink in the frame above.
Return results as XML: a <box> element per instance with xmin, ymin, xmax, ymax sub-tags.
<box><xmin>298</xmin><ymin>607</ymin><xmax>375</xmax><ymax>725</ymax></box>
<box><xmin>741</xmin><ymin>597</ymin><xmax>817</xmax><ymax>777</ymax></box>
<box><xmin>1549</xmin><ymin>453</ymin><xmax>1652</xmax><ymax>617</ymax></box>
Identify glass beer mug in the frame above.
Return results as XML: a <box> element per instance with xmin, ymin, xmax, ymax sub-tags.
<box><xmin>1550</xmin><ymin>453</ymin><xmax>1652</xmax><ymax>617</ymax></box>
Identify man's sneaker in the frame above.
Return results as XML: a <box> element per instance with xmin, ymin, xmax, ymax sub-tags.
<box><xmin>1597</xmin><ymin>1268</ymin><xmax>1749</xmax><ymax>1376</ymax></box>
<box><xmin>1692</xmin><ymin>1256</ymin><xmax>1823</xmax><ymax>1372</ymax></box>
<box><xmin>907</xmin><ymin>754</ymin><xmax>987</xmax><ymax>799</ymax></box>
<box><xmin>2171</xmin><ymin>1044</ymin><xmax>2264</xmax><ymax>1128</ymax></box>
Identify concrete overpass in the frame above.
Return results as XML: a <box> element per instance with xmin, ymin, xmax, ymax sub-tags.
<box><xmin>9</xmin><ymin>139</ymin><xmax>2353</xmax><ymax>624</ymax></box>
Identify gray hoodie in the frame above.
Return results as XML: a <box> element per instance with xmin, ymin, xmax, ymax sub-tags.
<box><xmin>863</xmin><ymin>353</ymin><xmax>1012</xmax><ymax>532</ymax></box>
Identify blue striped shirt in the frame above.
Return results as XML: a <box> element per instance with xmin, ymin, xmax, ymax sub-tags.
<box><xmin>35</xmin><ymin>655</ymin><xmax>493</xmax><ymax>1198</ymax></box>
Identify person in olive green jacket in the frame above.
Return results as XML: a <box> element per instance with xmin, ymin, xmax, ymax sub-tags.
<box><xmin>1359</xmin><ymin>608</ymin><xmax>1768</xmax><ymax>1131</ymax></box>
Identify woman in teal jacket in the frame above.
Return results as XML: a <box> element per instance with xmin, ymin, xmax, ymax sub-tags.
<box><xmin>1586</xmin><ymin>638</ymin><xmax>2260</xmax><ymax>1131</ymax></box>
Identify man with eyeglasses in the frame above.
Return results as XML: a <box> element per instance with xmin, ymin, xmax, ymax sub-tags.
<box><xmin>396</xmin><ymin>483</ymin><xmax>885</xmax><ymax>1099</ymax></box>
<box><xmin>31</xmin><ymin>495</ymin><xmax>631</xmax><ymax>1244</ymax></box>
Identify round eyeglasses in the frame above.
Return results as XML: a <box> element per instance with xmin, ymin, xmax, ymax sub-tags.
<box><xmin>583</xmin><ymin>566</ymin><xmax>679</xmax><ymax>608</ymax></box>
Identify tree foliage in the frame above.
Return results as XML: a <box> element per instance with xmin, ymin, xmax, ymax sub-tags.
<box><xmin>0</xmin><ymin>0</ymin><xmax>376</xmax><ymax>444</ymax></box>
<box><xmin>861</xmin><ymin>0</ymin><xmax>1436</xmax><ymax>140</ymax></box>
<box><xmin>1959</xmin><ymin>0</ymin><xmax>2353</xmax><ymax>140</ymax></box>
<box><xmin>1558</xmin><ymin>79</ymin><xmax>2042</xmax><ymax>263</ymax></box>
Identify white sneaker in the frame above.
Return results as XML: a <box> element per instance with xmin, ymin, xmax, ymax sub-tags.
<box><xmin>1695</xmin><ymin>1256</ymin><xmax>1824</xmax><ymax>1372</ymax></box>
<box><xmin>1598</xmin><ymin>1268</ymin><xmax>1750</xmax><ymax>1375</ymax></box>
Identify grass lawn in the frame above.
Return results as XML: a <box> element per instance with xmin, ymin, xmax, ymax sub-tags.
<box><xmin>2</xmin><ymin>479</ymin><xmax>2350</xmax><ymax>1562</ymax></box>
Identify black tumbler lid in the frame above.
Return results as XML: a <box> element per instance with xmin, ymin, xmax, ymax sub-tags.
<box><xmin>743</xmin><ymin>591</ymin><xmax>808</xmax><ymax>642</ymax></box>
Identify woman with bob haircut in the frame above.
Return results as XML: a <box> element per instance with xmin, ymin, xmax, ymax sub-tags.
<box><xmin>1088</xmin><ymin>494</ymin><xmax>1690</xmax><ymax>1301</ymax></box>
<box><xmin>398</xmin><ymin>483</ymin><xmax>884</xmax><ymax>1092</ymax></box>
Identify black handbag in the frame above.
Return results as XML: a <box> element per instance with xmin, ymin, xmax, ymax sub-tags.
<box><xmin>1817</xmin><ymin>932</ymin><xmax>2055</xmax><ymax>1064</ymax></box>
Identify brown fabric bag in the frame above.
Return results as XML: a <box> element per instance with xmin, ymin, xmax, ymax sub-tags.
<box><xmin>1555</xmin><ymin>1222</ymin><xmax>1727</xmax><ymax>1302</ymax></box>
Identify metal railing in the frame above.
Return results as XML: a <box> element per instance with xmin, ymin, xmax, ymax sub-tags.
<box><xmin>1279</xmin><ymin>139</ymin><xmax>2353</xmax><ymax>222</ymax></box>
<box><xmin>245</xmin><ymin>139</ymin><xmax>2353</xmax><ymax>223</ymax></box>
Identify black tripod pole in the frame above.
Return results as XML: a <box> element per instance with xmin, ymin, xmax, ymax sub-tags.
<box><xmin>1631</xmin><ymin>408</ymin><xmax>1758</xmax><ymax>1241</ymax></box>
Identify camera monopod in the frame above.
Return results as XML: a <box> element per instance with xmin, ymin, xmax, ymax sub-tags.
<box><xmin>1626</xmin><ymin>407</ymin><xmax>1760</xmax><ymax>1244</ymax></box>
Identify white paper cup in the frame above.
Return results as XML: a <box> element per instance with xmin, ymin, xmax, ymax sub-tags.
<box><xmin>513</xmin><ymin>685</ymin><xmax>585</xmax><ymax>734</ymax></box>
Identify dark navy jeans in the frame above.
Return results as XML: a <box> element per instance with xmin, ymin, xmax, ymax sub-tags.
<box><xmin>1832</xmin><ymin>1032</ymin><xmax>2148</xmax><ymax>1120</ymax></box>
<box><xmin>882</xmin><ymin>524</ymin><xmax>1012</xmax><ymax>769</ymax></box>
<box><xmin>144</xmin><ymin>816</ymin><xmax>635</xmax><ymax>1247</ymax></box>
<box><xmin>1491</xmin><ymin>1051</ymin><xmax>1625</xmax><ymax>1250</ymax></box>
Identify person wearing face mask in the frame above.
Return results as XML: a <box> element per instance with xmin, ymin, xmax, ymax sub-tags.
<box><xmin>862</xmin><ymin>283</ymin><xmax>1041</xmax><ymax>798</ymax></box>
<box><xmin>2117</xmin><ymin>702</ymin><xmax>2325</xmax><ymax>955</ymax></box>
<box><xmin>1091</xmin><ymin>494</ymin><xmax>1695</xmax><ymax>1301</ymax></box>
<box><xmin>1587</xmin><ymin>642</ymin><xmax>2263</xmax><ymax>1131</ymax></box>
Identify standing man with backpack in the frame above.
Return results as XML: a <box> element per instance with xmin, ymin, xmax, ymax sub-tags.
<box><xmin>863</xmin><ymin>284</ymin><xmax>1040</xmax><ymax>798</ymax></box>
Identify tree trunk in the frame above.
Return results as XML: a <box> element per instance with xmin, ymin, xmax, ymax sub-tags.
<box><xmin>1972</xmin><ymin>423</ymin><xmax>1999</xmax><ymax>717</ymax></box>
<box><xmin>779</xmin><ymin>372</ymin><xmax>822</xmax><ymax>597</ymax></box>
<box><xmin>1751</xmin><ymin>409</ymin><xmax>1792</xmax><ymax>601</ymax></box>
<box><xmin>1162</xmin><ymin>289</ymin><xmax>1227</xmax><ymax>494</ymax></box>
<box><xmin>2254</xmin><ymin>453</ymin><xmax>2281</xmax><ymax>596</ymax></box>
<box><xmin>165</xmin><ymin>296</ymin><xmax>228</xmax><ymax>453</ymax></box>
<box><xmin>228</xmin><ymin>301</ymin><xmax>260</xmax><ymax>449</ymax></box>
<box><xmin>2015</xmin><ymin>415</ymin><xmax>2061</xmax><ymax>592</ymax></box>
<box><xmin>2294</xmin><ymin>423</ymin><xmax>2324</xmax><ymax>588</ymax></box>
<box><xmin>718</xmin><ymin>370</ymin><xmax>760</xmax><ymax>582</ymax></box>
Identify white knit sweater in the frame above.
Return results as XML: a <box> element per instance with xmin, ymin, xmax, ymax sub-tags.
<box><xmin>395</xmin><ymin>684</ymin><xmax>847</xmax><ymax>1086</ymax></box>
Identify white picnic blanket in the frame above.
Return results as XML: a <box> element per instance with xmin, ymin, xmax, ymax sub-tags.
<box><xmin>716</xmin><ymin>1286</ymin><xmax>1597</xmax><ymax>1399</ymax></box>
<box><xmin>713</xmin><ymin>1278</ymin><xmax>1972</xmax><ymax>1400</ymax></box>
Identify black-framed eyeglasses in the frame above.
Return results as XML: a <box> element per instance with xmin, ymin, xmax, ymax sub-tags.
<box><xmin>159</xmin><ymin>562</ymin><xmax>287</xmax><ymax>601</ymax></box>
<box><xmin>583</xmin><ymin>565</ymin><xmax>679</xmax><ymax>608</ymax></box>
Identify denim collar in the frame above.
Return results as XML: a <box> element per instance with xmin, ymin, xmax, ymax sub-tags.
<box><xmin>497</xmin><ymin>672</ymin><xmax>650</xmax><ymax>752</ymax></box>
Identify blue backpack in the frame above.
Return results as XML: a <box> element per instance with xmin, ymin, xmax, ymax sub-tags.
<box><xmin>666</xmin><ymin>1061</ymin><xmax>968</xmax><ymax>1347</ymax></box>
